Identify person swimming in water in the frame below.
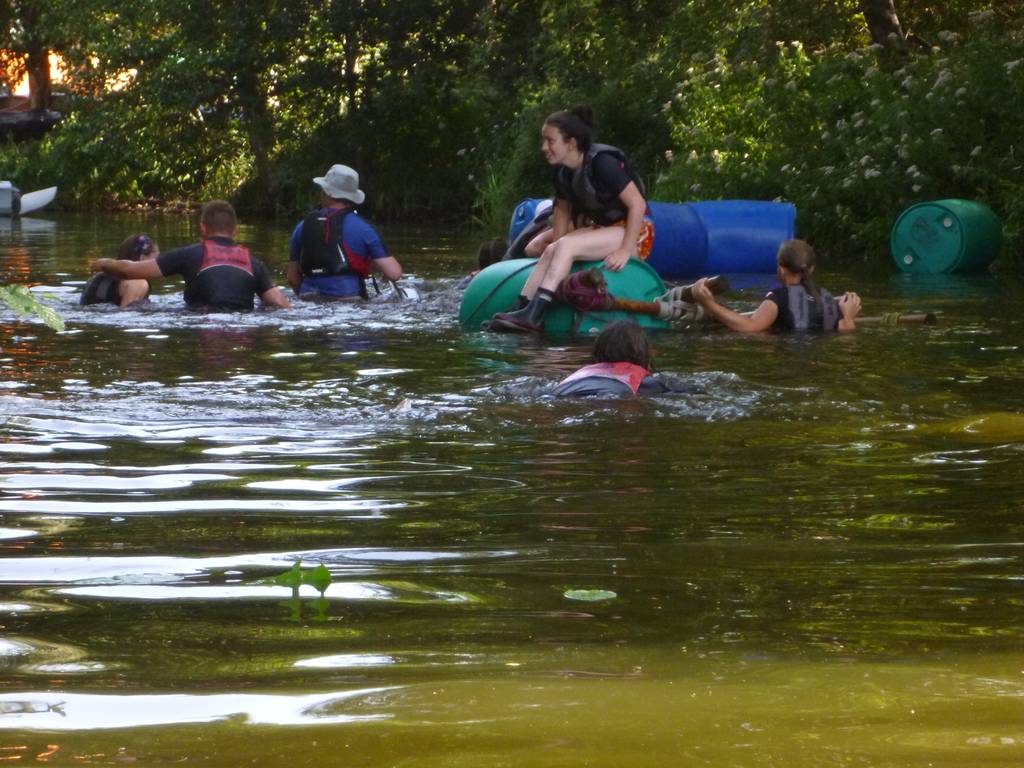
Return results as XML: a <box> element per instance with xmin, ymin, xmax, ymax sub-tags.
<box><xmin>553</xmin><ymin>319</ymin><xmax>682</xmax><ymax>397</ymax></box>
<box><xmin>690</xmin><ymin>238</ymin><xmax>861</xmax><ymax>332</ymax></box>
<box><xmin>80</xmin><ymin>233</ymin><xmax>160</xmax><ymax>307</ymax></box>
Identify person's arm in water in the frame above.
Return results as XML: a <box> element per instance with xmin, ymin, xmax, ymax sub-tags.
<box><xmin>604</xmin><ymin>181</ymin><xmax>646</xmax><ymax>272</ymax></box>
<box><xmin>837</xmin><ymin>292</ymin><xmax>861</xmax><ymax>332</ymax></box>
<box><xmin>260</xmin><ymin>286</ymin><xmax>292</xmax><ymax>309</ymax></box>
<box><xmin>691</xmin><ymin>277</ymin><xmax>779</xmax><ymax>332</ymax></box>
<box><xmin>91</xmin><ymin>258</ymin><xmax>164</xmax><ymax>281</ymax></box>
<box><xmin>286</xmin><ymin>223</ymin><xmax>304</xmax><ymax>293</ymax></box>
<box><xmin>358</xmin><ymin>219</ymin><xmax>402</xmax><ymax>282</ymax></box>
<box><xmin>286</xmin><ymin>262</ymin><xmax>303</xmax><ymax>293</ymax></box>
<box><xmin>250</xmin><ymin>258</ymin><xmax>292</xmax><ymax>309</ymax></box>
<box><xmin>372</xmin><ymin>256</ymin><xmax>402</xmax><ymax>282</ymax></box>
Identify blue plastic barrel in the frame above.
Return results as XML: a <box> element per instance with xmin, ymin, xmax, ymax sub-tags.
<box><xmin>508</xmin><ymin>198</ymin><xmax>550</xmax><ymax>243</ymax></box>
<box><xmin>688</xmin><ymin>200</ymin><xmax>795</xmax><ymax>277</ymax></box>
<box><xmin>644</xmin><ymin>201</ymin><xmax>708</xmax><ymax>278</ymax></box>
<box><xmin>507</xmin><ymin>198</ymin><xmax>795</xmax><ymax>279</ymax></box>
<box><xmin>647</xmin><ymin>200</ymin><xmax>796</xmax><ymax>278</ymax></box>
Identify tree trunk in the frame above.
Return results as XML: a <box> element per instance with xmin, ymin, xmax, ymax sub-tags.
<box><xmin>237</xmin><ymin>71</ymin><xmax>276</xmax><ymax>205</ymax></box>
<box><xmin>16</xmin><ymin>3</ymin><xmax>51</xmax><ymax>110</ymax></box>
<box><xmin>861</xmin><ymin>0</ymin><xmax>906</xmax><ymax>47</ymax></box>
<box><xmin>25</xmin><ymin>44</ymin><xmax>50</xmax><ymax>110</ymax></box>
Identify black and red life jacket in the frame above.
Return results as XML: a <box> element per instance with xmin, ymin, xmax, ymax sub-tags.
<box><xmin>299</xmin><ymin>208</ymin><xmax>371</xmax><ymax>282</ymax></box>
<box><xmin>199</xmin><ymin>240</ymin><xmax>254</xmax><ymax>275</ymax></box>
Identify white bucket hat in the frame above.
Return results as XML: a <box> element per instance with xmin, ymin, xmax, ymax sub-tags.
<box><xmin>313</xmin><ymin>164</ymin><xmax>365</xmax><ymax>204</ymax></box>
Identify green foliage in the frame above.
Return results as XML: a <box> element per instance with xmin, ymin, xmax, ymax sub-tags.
<box><xmin>271</xmin><ymin>561</ymin><xmax>304</xmax><ymax>591</ymax></box>
<box><xmin>265</xmin><ymin>561</ymin><xmax>333</xmax><ymax>621</ymax></box>
<box><xmin>654</xmin><ymin>13</ymin><xmax>1024</xmax><ymax>262</ymax></box>
<box><xmin>302</xmin><ymin>564</ymin><xmax>333</xmax><ymax>596</ymax></box>
<box><xmin>0</xmin><ymin>285</ymin><xmax>65</xmax><ymax>331</ymax></box>
<box><xmin>268</xmin><ymin>561</ymin><xmax>333</xmax><ymax>596</ymax></box>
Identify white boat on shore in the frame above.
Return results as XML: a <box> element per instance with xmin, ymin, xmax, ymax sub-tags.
<box><xmin>0</xmin><ymin>182</ymin><xmax>57</xmax><ymax>216</ymax></box>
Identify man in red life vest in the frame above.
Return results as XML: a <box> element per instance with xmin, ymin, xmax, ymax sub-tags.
<box><xmin>90</xmin><ymin>200</ymin><xmax>291</xmax><ymax>312</ymax></box>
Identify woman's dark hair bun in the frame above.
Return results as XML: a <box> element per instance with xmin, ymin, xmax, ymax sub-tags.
<box><xmin>569</xmin><ymin>104</ymin><xmax>595</xmax><ymax>129</ymax></box>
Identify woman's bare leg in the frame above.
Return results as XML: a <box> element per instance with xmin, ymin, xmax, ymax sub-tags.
<box><xmin>536</xmin><ymin>227</ymin><xmax>626</xmax><ymax>293</ymax></box>
<box><xmin>520</xmin><ymin>227</ymin><xmax>625</xmax><ymax>298</ymax></box>
<box><xmin>517</xmin><ymin>229</ymin><xmax>556</xmax><ymax>299</ymax></box>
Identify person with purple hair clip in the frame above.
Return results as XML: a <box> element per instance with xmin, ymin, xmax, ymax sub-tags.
<box><xmin>80</xmin><ymin>233</ymin><xmax>160</xmax><ymax>307</ymax></box>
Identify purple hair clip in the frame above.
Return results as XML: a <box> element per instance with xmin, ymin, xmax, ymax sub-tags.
<box><xmin>134</xmin><ymin>234</ymin><xmax>154</xmax><ymax>257</ymax></box>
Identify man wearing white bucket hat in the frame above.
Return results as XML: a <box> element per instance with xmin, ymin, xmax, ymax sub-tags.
<box><xmin>286</xmin><ymin>164</ymin><xmax>403</xmax><ymax>300</ymax></box>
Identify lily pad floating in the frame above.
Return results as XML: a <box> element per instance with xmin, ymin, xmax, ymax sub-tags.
<box><xmin>563</xmin><ymin>589</ymin><xmax>617</xmax><ymax>602</ymax></box>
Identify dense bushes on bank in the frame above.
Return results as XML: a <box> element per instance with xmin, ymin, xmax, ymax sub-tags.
<box><xmin>466</xmin><ymin>6</ymin><xmax>1023</xmax><ymax>265</ymax></box>
<box><xmin>657</xmin><ymin>15</ymin><xmax>1024</xmax><ymax>263</ymax></box>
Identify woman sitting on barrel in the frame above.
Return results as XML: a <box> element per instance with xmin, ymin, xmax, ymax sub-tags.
<box><xmin>488</xmin><ymin>105</ymin><xmax>651</xmax><ymax>333</ymax></box>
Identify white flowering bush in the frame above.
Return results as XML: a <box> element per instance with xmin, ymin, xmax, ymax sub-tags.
<box><xmin>655</xmin><ymin>28</ymin><xmax>1024</xmax><ymax>264</ymax></box>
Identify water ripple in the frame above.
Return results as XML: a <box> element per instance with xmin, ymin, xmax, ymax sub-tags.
<box><xmin>59</xmin><ymin>583</ymin><xmax>392</xmax><ymax>600</ymax></box>
<box><xmin>0</xmin><ymin>547</ymin><xmax>517</xmax><ymax>583</ymax></box>
<box><xmin>0</xmin><ymin>498</ymin><xmax>403</xmax><ymax>515</ymax></box>
<box><xmin>0</xmin><ymin>472</ymin><xmax>235</xmax><ymax>491</ymax></box>
<box><xmin>0</xmin><ymin>527</ymin><xmax>36</xmax><ymax>540</ymax></box>
<box><xmin>0</xmin><ymin>688</ymin><xmax>397</xmax><ymax>730</ymax></box>
<box><xmin>0</xmin><ymin>460</ymin><xmax>289</xmax><ymax>472</ymax></box>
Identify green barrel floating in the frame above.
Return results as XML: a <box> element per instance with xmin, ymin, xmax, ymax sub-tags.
<box><xmin>459</xmin><ymin>258</ymin><xmax>670</xmax><ymax>334</ymax></box>
<box><xmin>890</xmin><ymin>199</ymin><xmax>1002</xmax><ymax>274</ymax></box>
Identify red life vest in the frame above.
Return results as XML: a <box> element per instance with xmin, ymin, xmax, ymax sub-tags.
<box><xmin>199</xmin><ymin>240</ymin><xmax>254</xmax><ymax>275</ymax></box>
<box><xmin>557</xmin><ymin>362</ymin><xmax>651</xmax><ymax>394</ymax></box>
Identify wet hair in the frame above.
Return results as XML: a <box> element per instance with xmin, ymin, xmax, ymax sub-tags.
<box><xmin>544</xmin><ymin>104</ymin><xmax>595</xmax><ymax>153</ymax></box>
<box><xmin>777</xmin><ymin>238</ymin><xmax>823</xmax><ymax>302</ymax></box>
<box><xmin>200</xmin><ymin>200</ymin><xmax>238</xmax><ymax>235</ymax></box>
<box><xmin>478</xmin><ymin>238</ymin><xmax>507</xmax><ymax>270</ymax></box>
<box><xmin>592</xmin><ymin>320</ymin><xmax>652</xmax><ymax>370</ymax></box>
<box><xmin>116</xmin><ymin>233</ymin><xmax>156</xmax><ymax>261</ymax></box>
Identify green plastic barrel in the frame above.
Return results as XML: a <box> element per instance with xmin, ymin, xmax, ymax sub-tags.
<box><xmin>890</xmin><ymin>199</ymin><xmax>1002</xmax><ymax>274</ymax></box>
<box><xmin>459</xmin><ymin>258</ymin><xmax>670</xmax><ymax>334</ymax></box>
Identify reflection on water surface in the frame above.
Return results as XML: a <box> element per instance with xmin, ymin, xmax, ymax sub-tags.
<box><xmin>1</xmin><ymin>214</ymin><xmax>1024</xmax><ymax>765</ymax></box>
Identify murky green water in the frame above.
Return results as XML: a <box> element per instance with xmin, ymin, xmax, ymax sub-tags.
<box><xmin>1</xmin><ymin>212</ymin><xmax>1023</xmax><ymax>766</ymax></box>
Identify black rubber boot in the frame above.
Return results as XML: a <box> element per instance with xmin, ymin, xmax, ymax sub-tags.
<box><xmin>488</xmin><ymin>289</ymin><xmax>553</xmax><ymax>333</ymax></box>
